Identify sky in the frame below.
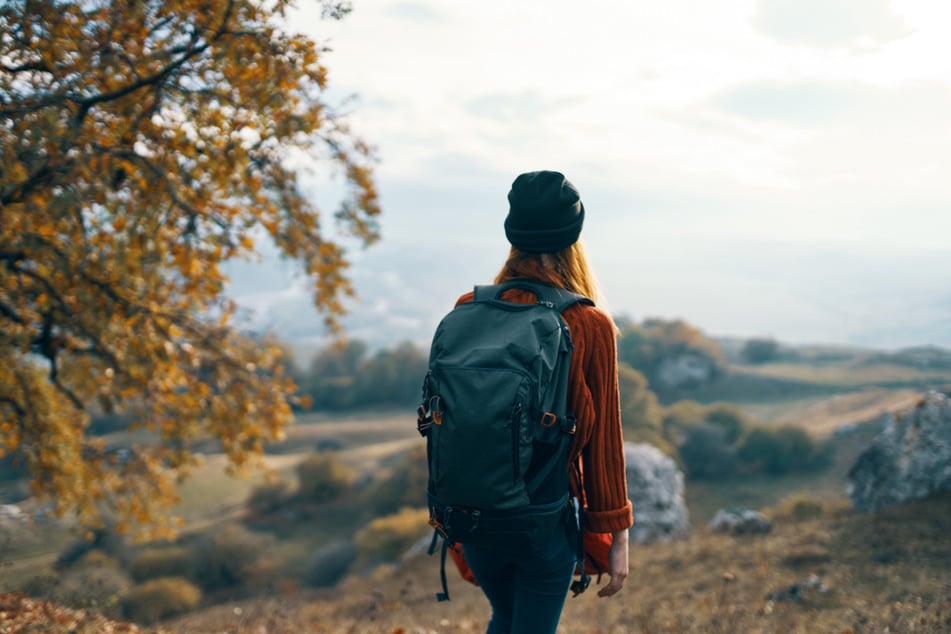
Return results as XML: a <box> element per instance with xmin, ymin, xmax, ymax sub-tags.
<box><xmin>226</xmin><ymin>0</ymin><xmax>951</xmax><ymax>352</ymax></box>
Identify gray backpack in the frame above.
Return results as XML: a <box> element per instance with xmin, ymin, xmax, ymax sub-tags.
<box><xmin>417</xmin><ymin>279</ymin><xmax>593</xmax><ymax>599</ymax></box>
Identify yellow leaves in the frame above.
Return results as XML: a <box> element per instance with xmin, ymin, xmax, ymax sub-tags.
<box><xmin>8</xmin><ymin>162</ymin><xmax>28</xmax><ymax>183</ymax></box>
<box><xmin>0</xmin><ymin>0</ymin><xmax>377</xmax><ymax>539</ymax></box>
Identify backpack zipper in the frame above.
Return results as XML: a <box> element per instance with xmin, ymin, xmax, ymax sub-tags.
<box><xmin>511</xmin><ymin>402</ymin><xmax>523</xmax><ymax>482</ymax></box>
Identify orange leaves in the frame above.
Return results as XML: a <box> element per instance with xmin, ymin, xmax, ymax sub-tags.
<box><xmin>1</xmin><ymin>0</ymin><xmax>377</xmax><ymax>537</ymax></box>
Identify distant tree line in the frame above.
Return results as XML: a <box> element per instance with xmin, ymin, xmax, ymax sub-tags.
<box><xmin>617</xmin><ymin>369</ymin><xmax>832</xmax><ymax>480</ymax></box>
<box><xmin>289</xmin><ymin>340</ymin><xmax>428</xmax><ymax>411</ymax></box>
<box><xmin>289</xmin><ymin>322</ymin><xmax>830</xmax><ymax>481</ymax></box>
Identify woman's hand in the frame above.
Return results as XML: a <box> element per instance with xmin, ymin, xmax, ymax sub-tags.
<box><xmin>597</xmin><ymin>529</ymin><xmax>629</xmax><ymax>597</ymax></box>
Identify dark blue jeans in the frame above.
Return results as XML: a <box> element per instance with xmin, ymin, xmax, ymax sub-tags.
<box><xmin>462</xmin><ymin>524</ymin><xmax>576</xmax><ymax>634</ymax></box>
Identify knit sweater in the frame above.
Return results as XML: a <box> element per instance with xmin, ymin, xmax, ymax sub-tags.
<box><xmin>455</xmin><ymin>288</ymin><xmax>634</xmax><ymax>534</ymax></box>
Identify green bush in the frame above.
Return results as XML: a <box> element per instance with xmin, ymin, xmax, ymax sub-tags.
<box><xmin>51</xmin><ymin>566</ymin><xmax>132</xmax><ymax>618</ymax></box>
<box><xmin>677</xmin><ymin>423</ymin><xmax>737</xmax><ymax>480</ymax></box>
<box><xmin>618</xmin><ymin>364</ymin><xmax>663</xmax><ymax>435</ymax></box>
<box><xmin>737</xmin><ymin>425</ymin><xmax>821</xmax><ymax>475</ymax></box>
<box><xmin>662</xmin><ymin>400</ymin><xmax>708</xmax><ymax>431</ymax></box>
<box><xmin>740</xmin><ymin>337</ymin><xmax>780</xmax><ymax>364</ymax></box>
<box><xmin>353</xmin><ymin>507</ymin><xmax>430</xmax><ymax>565</ymax></box>
<box><xmin>246</xmin><ymin>479</ymin><xmax>293</xmax><ymax>516</ymax></box>
<box><xmin>296</xmin><ymin>453</ymin><xmax>356</xmax><ymax>504</ymax></box>
<box><xmin>55</xmin><ymin>525</ymin><xmax>129</xmax><ymax>570</ymax></box>
<box><xmin>364</xmin><ymin>445</ymin><xmax>428</xmax><ymax>516</ymax></box>
<box><xmin>191</xmin><ymin>524</ymin><xmax>272</xmax><ymax>592</ymax></box>
<box><xmin>704</xmin><ymin>403</ymin><xmax>748</xmax><ymax>444</ymax></box>
<box><xmin>306</xmin><ymin>539</ymin><xmax>357</xmax><ymax>588</ymax></box>
<box><xmin>121</xmin><ymin>577</ymin><xmax>201</xmax><ymax>624</ymax></box>
<box><xmin>129</xmin><ymin>546</ymin><xmax>194</xmax><ymax>583</ymax></box>
<box><xmin>21</xmin><ymin>571</ymin><xmax>60</xmax><ymax>599</ymax></box>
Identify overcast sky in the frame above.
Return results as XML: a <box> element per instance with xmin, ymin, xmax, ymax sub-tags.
<box><xmin>227</xmin><ymin>0</ymin><xmax>951</xmax><ymax>351</ymax></box>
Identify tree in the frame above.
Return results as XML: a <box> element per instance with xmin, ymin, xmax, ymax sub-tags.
<box><xmin>617</xmin><ymin>363</ymin><xmax>668</xmax><ymax>451</ymax></box>
<box><xmin>740</xmin><ymin>337</ymin><xmax>780</xmax><ymax>364</ymax></box>
<box><xmin>616</xmin><ymin>316</ymin><xmax>724</xmax><ymax>398</ymax></box>
<box><xmin>0</xmin><ymin>0</ymin><xmax>379</xmax><ymax>537</ymax></box>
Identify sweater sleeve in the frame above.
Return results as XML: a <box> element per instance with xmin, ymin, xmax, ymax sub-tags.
<box><xmin>571</xmin><ymin>307</ymin><xmax>633</xmax><ymax>533</ymax></box>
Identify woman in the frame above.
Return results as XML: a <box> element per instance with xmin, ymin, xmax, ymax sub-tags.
<box><xmin>457</xmin><ymin>170</ymin><xmax>633</xmax><ymax>634</ymax></box>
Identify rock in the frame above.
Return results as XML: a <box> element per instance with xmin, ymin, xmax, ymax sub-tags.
<box><xmin>833</xmin><ymin>422</ymin><xmax>858</xmax><ymax>437</ymax></box>
<box><xmin>0</xmin><ymin>504</ymin><xmax>23</xmax><ymax>523</ymax></box>
<box><xmin>624</xmin><ymin>442</ymin><xmax>689</xmax><ymax>543</ymax></box>
<box><xmin>654</xmin><ymin>354</ymin><xmax>715</xmax><ymax>390</ymax></box>
<box><xmin>767</xmin><ymin>574</ymin><xmax>829</xmax><ymax>601</ymax></box>
<box><xmin>708</xmin><ymin>508</ymin><xmax>772</xmax><ymax>535</ymax></box>
<box><xmin>847</xmin><ymin>390</ymin><xmax>951</xmax><ymax>512</ymax></box>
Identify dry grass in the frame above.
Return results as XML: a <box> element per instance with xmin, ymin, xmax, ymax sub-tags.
<box><xmin>742</xmin><ymin>388</ymin><xmax>923</xmax><ymax>437</ymax></box>
<box><xmin>172</xmin><ymin>492</ymin><xmax>946</xmax><ymax>634</ymax></box>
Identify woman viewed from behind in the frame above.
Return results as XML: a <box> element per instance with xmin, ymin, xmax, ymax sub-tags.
<box><xmin>456</xmin><ymin>170</ymin><xmax>633</xmax><ymax>633</ymax></box>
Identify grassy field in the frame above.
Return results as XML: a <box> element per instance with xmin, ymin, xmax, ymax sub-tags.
<box><xmin>1</xmin><ymin>366</ymin><xmax>948</xmax><ymax>631</ymax></box>
<box><xmin>161</xmin><ymin>491</ymin><xmax>951</xmax><ymax>634</ymax></box>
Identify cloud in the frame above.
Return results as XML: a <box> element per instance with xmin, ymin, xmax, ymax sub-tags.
<box><xmin>751</xmin><ymin>0</ymin><xmax>911</xmax><ymax>48</ymax></box>
<box><xmin>385</xmin><ymin>1</ymin><xmax>444</xmax><ymax>21</ymax></box>
<box><xmin>711</xmin><ymin>80</ymin><xmax>874</xmax><ymax>125</ymax></box>
<box><xmin>465</xmin><ymin>90</ymin><xmax>578</xmax><ymax>122</ymax></box>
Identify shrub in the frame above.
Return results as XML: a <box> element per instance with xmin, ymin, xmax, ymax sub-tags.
<box><xmin>704</xmin><ymin>403</ymin><xmax>748</xmax><ymax>444</ymax></box>
<box><xmin>21</xmin><ymin>571</ymin><xmax>59</xmax><ymax>599</ymax></box>
<box><xmin>353</xmin><ymin>507</ymin><xmax>430</xmax><ymax>565</ymax></box>
<box><xmin>129</xmin><ymin>546</ymin><xmax>194</xmax><ymax>583</ymax></box>
<box><xmin>121</xmin><ymin>577</ymin><xmax>201</xmax><ymax>624</ymax></box>
<box><xmin>55</xmin><ymin>525</ymin><xmax>129</xmax><ymax>570</ymax></box>
<box><xmin>770</xmin><ymin>494</ymin><xmax>826</xmax><ymax>522</ymax></box>
<box><xmin>50</xmin><ymin>566</ymin><xmax>132</xmax><ymax>618</ymax></box>
<box><xmin>296</xmin><ymin>453</ymin><xmax>356</xmax><ymax>504</ymax></box>
<box><xmin>246</xmin><ymin>479</ymin><xmax>293</xmax><ymax>516</ymax></box>
<box><xmin>191</xmin><ymin>524</ymin><xmax>272</xmax><ymax>592</ymax></box>
<box><xmin>737</xmin><ymin>425</ymin><xmax>821</xmax><ymax>475</ymax></box>
<box><xmin>677</xmin><ymin>423</ymin><xmax>736</xmax><ymax>480</ymax></box>
<box><xmin>306</xmin><ymin>539</ymin><xmax>357</xmax><ymax>588</ymax></box>
<box><xmin>75</xmin><ymin>549</ymin><xmax>121</xmax><ymax>570</ymax></box>
<box><xmin>740</xmin><ymin>337</ymin><xmax>780</xmax><ymax>364</ymax></box>
<box><xmin>662</xmin><ymin>400</ymin><xmax>708</xmax><ymax>431</ymax></box>
<box><xmin>618</xmin><ymin>364</ymin><xmax>664</xmax><ymax>435</ymax></box>
<box><xmin>364</xmin><ymin>445</ymin><xmax>428</xmax><ymax>516</ymax></box>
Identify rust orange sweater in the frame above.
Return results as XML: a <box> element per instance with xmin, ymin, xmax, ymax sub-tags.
<box><xmin>455</xmin><ymin>288</ymin><xmax>634</xmax><ymax>534</ymax></box>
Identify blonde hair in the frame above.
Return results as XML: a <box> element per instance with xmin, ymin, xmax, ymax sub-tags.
<box><xmin>494</xmin><ymin>239</ymin><xmax>605</xmax><ymax>306</ymax></box>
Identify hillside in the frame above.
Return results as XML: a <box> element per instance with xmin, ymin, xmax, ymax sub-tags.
<box><xmin>2</xmin><ymin>349</ymin><xmax>949</xmax><ymax>632</ymax></box>
<box><xmin>6</xmin><ymin>491</ymin><xmax>948</xmax><ymax>633</ymax></box>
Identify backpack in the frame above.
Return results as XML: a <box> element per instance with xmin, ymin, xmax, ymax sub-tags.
<box><xmin>416</xmin><ymin>279</ymin><xmax>594</xmax><ymax>600</ymax></box>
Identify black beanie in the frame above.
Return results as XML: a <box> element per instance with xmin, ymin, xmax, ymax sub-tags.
<box><xmin>504</xmin><ymin>170</ymin><xmax>585</xmax><ymax>253</ymax></box>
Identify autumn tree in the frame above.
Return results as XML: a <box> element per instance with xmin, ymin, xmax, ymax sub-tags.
<box><xmin>0</xmin><ymin>0</ymin><xmax>379</xmax><ymax>536</ymax></box>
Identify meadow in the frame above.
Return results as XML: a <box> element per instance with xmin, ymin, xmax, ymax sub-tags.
<box><xmin>1</xmin><ymin>347</ymin><xmax>950</xmax><ymax>632</ymax></box>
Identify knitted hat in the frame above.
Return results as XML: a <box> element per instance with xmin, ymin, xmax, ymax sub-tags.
<box><xmin>504</xmin><ymin>170</ymin><xmax>585</xmax><ymax>253</ymax></box>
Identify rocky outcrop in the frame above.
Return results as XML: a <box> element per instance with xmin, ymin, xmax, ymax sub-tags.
<box><xmin>654</xmin><ymin>354</ymin><xmax>715</xmax><ymax>390</ymax></box>
<box><xmin>708</xmin><ymin>508</ymin><xmax>772</xmax><ymax>535</ymax></box>
<box><xmin>625</xmin><ymin>442</ymin><xmax>689</xmax><ymax>543</ymax></box>
<box><xmin>847</xmin><ymin>390</ymin><xmax>951</xmax><ymax>512</ymax></box>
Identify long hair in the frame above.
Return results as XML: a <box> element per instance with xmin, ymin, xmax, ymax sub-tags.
<box><xmin>494</xmin><ymin>240</ymin><xmax>604</xmax><ymax>305</ymax></box>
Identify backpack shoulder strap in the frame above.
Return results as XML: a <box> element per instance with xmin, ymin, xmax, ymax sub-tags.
<box><xmin>473</xmin><ymin>279</ymin><xmax>594</xmax><ymax>313</ymax></box>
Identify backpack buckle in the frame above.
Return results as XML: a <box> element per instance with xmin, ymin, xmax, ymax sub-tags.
<box><xmin>561</xmin><ymin>414</ymin><xmax>577</xmax><ymax>435</ymax></box>
<box><xmin>429</xmin><ymin>512</ymin><xmax>450</xmax><ymax>540</ymax></box>
<box><xmin>417</xmin><ymin>404</ymin><xmax>433</xmax><ymax>436</ymax></box>
<box><xmin>540</xmin><ymin>412</ymin><xmax>558</xmax><ymax>427</ymax></box>
<box><xmin>429</xmin><ymin>396</ymin><xmax>444</xmax><ymax>425</ymax></box>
